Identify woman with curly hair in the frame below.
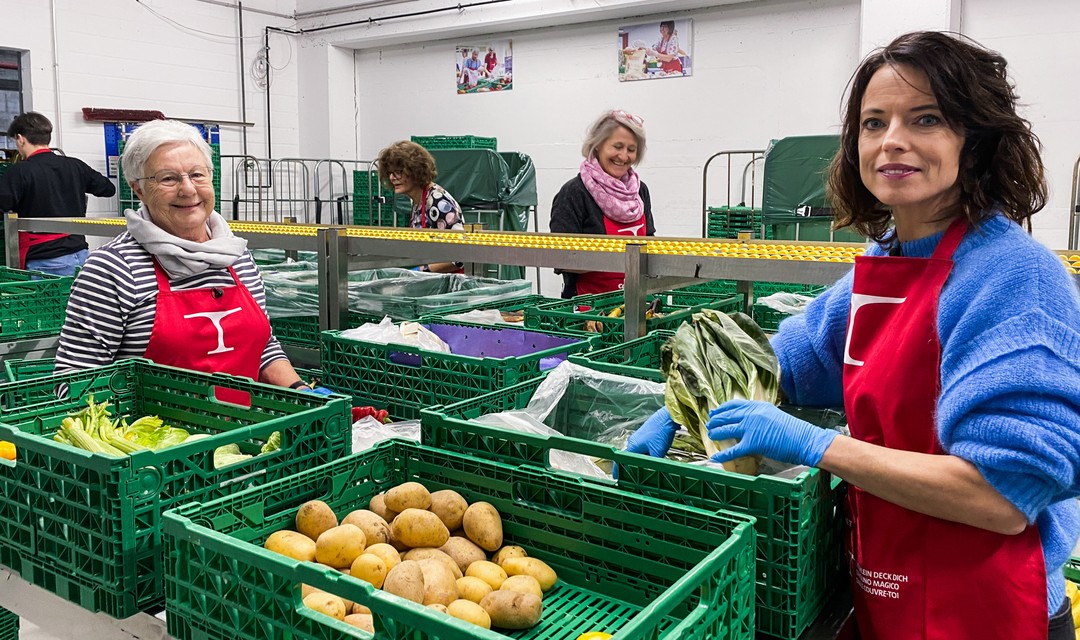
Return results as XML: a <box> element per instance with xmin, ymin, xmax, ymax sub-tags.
<box><xmin>376</xmin><ymin>140</ymin><xmax>463</xmax><ymax>273</ymax></box>
<box><xmin>629</xmin><ymin>31</ymin><xmax>1080</xmax><ymax>639</ymax></box>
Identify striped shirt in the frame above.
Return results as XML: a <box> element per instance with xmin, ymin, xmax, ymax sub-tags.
<box><xmin>55</xmin><ymin>231</ymin><xmax>287</xmax><ymax>373</ymax></box>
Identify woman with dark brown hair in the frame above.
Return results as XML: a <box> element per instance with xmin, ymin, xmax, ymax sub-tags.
<box><xmin>628</xmin><ymin>31</ymin><xmax>1080</xmax><ymax>639</ymax></box>
<box><xmin>376</xmin><ymin>140</ymin><xmax>463</xmax><ymax>273</ymax></box>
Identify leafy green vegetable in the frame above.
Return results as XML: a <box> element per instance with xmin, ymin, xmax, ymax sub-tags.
<box><xmin>213</xmin><ymin>443</ymin><xmax>253</xmax><ymax>469</ymax></box>
<box><xmin>260</xmin><ymin>431</ymin><xmax>282</xmax><ymax>454</ymax></box>
<box><xmin>661</xmin><ymin>309</ymin><xmax>780</xmax><ymax>475</ymax></box>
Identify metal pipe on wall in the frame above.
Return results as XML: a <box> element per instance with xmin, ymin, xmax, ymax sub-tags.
<box><xmin>49</xmin><ymin>0</ymin><xmax>63</xmax><ymax>147</ymax></box>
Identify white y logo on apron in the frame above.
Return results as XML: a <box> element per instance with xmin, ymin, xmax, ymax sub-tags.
<box><xmin>617</xmin><ymin>224</ymin><xmax>645</xmax><ymax>235</ymax></box>
<box><xmin>184</xmin><ymin>308</ymin><xmax>242</xmax><ymax>355</ymax></box>
<box><xmin>844</xmin><ymin>294</ymin><xmax>906</xmax><ymax>366</ymax></box>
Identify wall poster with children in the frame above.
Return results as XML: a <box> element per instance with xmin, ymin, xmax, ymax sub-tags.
<box><xmin>456</xmin><ymin>40</ymin><xmax>513</xmax><ymax>94</ymax></box>
<box><xmin>618</xmin><ymin>19</ymin><xmax>693</xmax><ymax>81</ymax></box>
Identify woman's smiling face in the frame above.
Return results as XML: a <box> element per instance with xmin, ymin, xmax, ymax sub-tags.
<box><xmin>597</xmin><ymin>125</ymin><xmax>638</xmax><ymax>180</ymax></box>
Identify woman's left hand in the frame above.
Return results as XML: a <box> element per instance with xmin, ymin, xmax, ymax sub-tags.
<box><xmin>706</xmin><ymin>399</ymin><xmax>838</xmax><ymax>467</ymax></box>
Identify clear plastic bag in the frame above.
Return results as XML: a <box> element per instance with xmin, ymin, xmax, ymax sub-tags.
<box><xmin>757</xmin><ymin>291</ymin><xmax>816</xmax><ymax>315</ymax></box>
<box><xmin>473</xmin><ymin>411</ymin><xmax>609</xmax><ymax>478</ymax></box>
<box><xmin>336</xmin><ymin>317</ymin><xmax>451</xmax><ymax>353</ymax></box>
<box><xmin>351</xmin><ymin>416</ymin><xmax>421</xmax><ymax>453</ymax></box>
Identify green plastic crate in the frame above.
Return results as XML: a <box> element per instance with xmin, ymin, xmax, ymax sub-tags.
<box><xmin>1065</xmin><ymin>556</ymin><xmax>1080</xmax><ymax>583</ymax></box>
<box><xmin>0</xmin><ymin>607</ymin><xmax>16</xmax><ymax>640</ymax></box>
<box><xmin>3</xmin><ymin>356</ymin><xmax>55</xmax><ymax>382</ymax></box>
<box><xmin>0</xmin><ymin>359</ymin><xmax>351</xmax><ymax>618</ymax></box>
<box><xmin>417</xmin><ymin>294</ymin><xmax>561</xmax><ymax>325</ymax></box>
<box><xmin>270</xmin><ymin>312</ymin><xmax>384</xmax><ymax>349</ymax></box>
<box><xmin>526</xmin><ymin>291</ymin><xmax>743</xmax><ymax>347</ymax></box>
<box><xmin>321</xmin><ymin>320</ymin><xmax>598</xmax><ymax>421</ymax></box>
<box><xmin>410</xmin><ymin>134</ymin><xmax>497</xmax><ymax>151</ymax></box>
<box><xmin>421</xmin><ymin>378</ymin><xmax>845</xmax><ymax>640</ymax></box>
<box><xmin>163</xmin><ymin>439</ymin><xmax>756</xmax><ymax>640</ymax></box>
<box><xmin>568</xmin><ymin>330</ymin><xmax>675</xmax><ymax>383</ymax></box>
<box><xmin>0</xmin><ymin>267</ymin><xmax>72</xmax><ymax>339</ymax></box>
<box><xmin>752</xmin><ymin>305</ymin><xmax>790</xmax><ymax>333</ymax></box>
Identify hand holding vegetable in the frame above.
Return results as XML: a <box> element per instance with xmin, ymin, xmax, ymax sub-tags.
<box><xmin>706</xmin><ymin>399</ymin><xmax>838</xmax><ymax>467</ymax></box>
<box><xmin>625</xmin><ymin>407</ymin><xmax>678</xmax><ymax>458</ymax></box>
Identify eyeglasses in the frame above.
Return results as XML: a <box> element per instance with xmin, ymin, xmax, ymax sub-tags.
<box><xmin>611</xmin><ymin>109</ymin><xmax>645</xmax><ymax>126</ymax></box>
<box><xmin>134</xmin><ymin>167</ymin><xmax>213</xmax><ymax>189</ymax></box>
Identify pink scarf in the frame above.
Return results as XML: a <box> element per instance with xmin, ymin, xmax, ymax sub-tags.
<box><xmin>579</xmin><ymin>157</ymin><xmax>644</xmax><ymax>224</ymax></box>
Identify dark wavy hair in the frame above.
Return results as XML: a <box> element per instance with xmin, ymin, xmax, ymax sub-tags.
<box><xmin>7</xmin><ymin>112</ymin><xmax>52</xmax><ymax>146</ymax></box>
<box><xmin>828</xmin><ymin>31</ymin><xmax>1046</xmax><ymax>242</ymax></box>
<box><xmin>376</xmin><ymin>141</ymin><xmax>437</xmax><ymax>189</ymax></box>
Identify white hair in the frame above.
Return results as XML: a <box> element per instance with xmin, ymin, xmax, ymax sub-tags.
<box><xmin>120</xmin><ymin>120</ymin><xmax>213</xmax><ymax>183</ymax></box>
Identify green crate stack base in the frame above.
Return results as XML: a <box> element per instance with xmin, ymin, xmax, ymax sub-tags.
<box><xmin>0</xmin><ymin>607</ymin><xmax>17</xmax><ymax>640</ymax></box>
<box><xmin>351</xmin><ymin>170</ymin><xmax>402</xmax><ymax>227</ymax></box>
<box><xmin>0</xmin><ymin>267</ymin><xmax>72</xmax><ymax>339</ymax></box>
<box><xmin>568</xmin><ymin>329</ymin><xmax>674</xmax><ymax>383</ymax></box>
<box><xmin>0</xmin><ymin>359</ymin><xmax>351</xmax><ymax>618</ymax></box>
<box><xmin>269</xmin><ymin>312</ymin><xmax>384</xmax><ymax>350</ymax></box>
<box><xmin>422</xmin><ymin>378</ymin><xmax>846</xmax><ymax>640</ymax></box>
<box><xmin>410</xmin><ymin>134</ymin><xmax>497</xmax><ymax>151</ymax></box>
<box><xmin>163</xmin><ymin>440</ymin><xmax>756</xmax><ymax>640</ymax></box>
<box><xmin>117</xmin><ymin>141</ymin><xmax>221</xmax><ymax>215</ymax></box>
<box><xmin>321</xmin><ymin>320</ymin><xmax>598</xmax><ymax>421</ymax></box>
<box><xmin>707</xmin><ymin>206</ymin><xmax>771</xmax><ymax>239</ymax></box>
<box><xmin>526</xmin><ymin>290</ymin><xmax>743</xmax><ymax>347</ymax></box>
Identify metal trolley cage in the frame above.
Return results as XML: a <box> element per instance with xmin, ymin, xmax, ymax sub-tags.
<box><xmin>701</xmin><ymin>149</ymin><xmax>766</xmax><ymax>238</ymax></box>
<box><xmin>1070</xmin><ymin>152</ymin><xmax>1080</xmax><ymax>250</ymax></box>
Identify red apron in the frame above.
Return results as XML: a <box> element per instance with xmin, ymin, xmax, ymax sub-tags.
<box><xmin>842</xmin><ymin>219</ymin><xmax>1047</xmax><ymax>639</ymax></box>
<box><xmin>17</xmin><ymin>149</ymin><xmax>70</xmax><ymax>269</ymax></box>
<box><xmin>142</xmin><ymin>260</ymin><xmax>271</xmax><ymax>406</ymax></box>
<box><xmin>574</xmin><ymin>214</ymin><xmax>647</xmax><ymax>295</ymax></box>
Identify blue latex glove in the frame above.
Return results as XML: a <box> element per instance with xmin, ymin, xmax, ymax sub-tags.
<box><xmin>302</xmin><ymin>386</ymin><xmax>334</xmax><ymax>396</ymax></box>
<box><xmin>706</xmin><ymin>399</ymin><xmax>838</xmax><ymax>467</ymax></box>
<box><xmin>625</xmin><ymin>407</ymin><xmax>678</xmax><ymax>458</ymax></box>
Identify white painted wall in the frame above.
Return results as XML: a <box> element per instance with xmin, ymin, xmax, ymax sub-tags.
<box><xmin>4</xmin><ymin>0</ymin><xmax>298</xmax><ymax>217</ymax></box>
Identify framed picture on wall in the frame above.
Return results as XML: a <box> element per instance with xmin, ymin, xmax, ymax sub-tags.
<box><xmin>456</xmin><ymin>40</ymin><xmax>513</xmax><ymax>94</ymax></box>
<box><xmin>618</xmin><ymin>18</ymin><xmax>693</xmax><ymax>81</ymax></box>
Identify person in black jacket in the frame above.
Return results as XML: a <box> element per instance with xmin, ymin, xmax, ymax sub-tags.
<box><xmin>0</xmin><ymin>112</ymin><xmax>116</xmax><ymax>275</ymax></box>
<box><xmin>549</xmin><ymin>109</ymin><xmax>655</xmax><ymax>298</ymax></box>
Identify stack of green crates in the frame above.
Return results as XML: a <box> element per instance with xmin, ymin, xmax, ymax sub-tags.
<box><xmin>351</xmin><ymin>169</ymin><xmax>402</xmax><ymax>226</ymax></box>
<box><xmin>0</xmin><ymin>266</ymin><xmax>73</xmax><ymax>339</ymax></box>
<box><xmin>117</xmin><ymin>140</ymin><xmax>220</xmax><ymax>215</ymax></box>
<box><xmin>750</xmin><ymin>282</ymin><xmax>829</xmax><ymax>332</ymax></box>
<box><xmin>0</xmin><ymin>607</ymin><xmax>16</xmax><ymax>640</ymax></box>
<box><xmin>269</xmin><ymin>312</ymin><xmax>383</xmax><ymax>350</ymax></box>
<box><xmin>0</xmin><ymin>359</ymin><xmax>350</xmax><ymax>617</ymax></box>
<box><xmin>410</xmin><ymin>134</ymin><xmax>497</xmax><ymax>151</ymax></box>
<box><xmin>163</xmin><ymin>439</ymin><xmax>756</xmax><ymax>640</ymax></box>
<box><xmin>707</xmin><ymin>205</ymin><xmax>771</xmax><ymax>239</ymax></box>
<box><xmin>423</xmin><ymin>376</ymin><xmax>845</xmax><ymax>640</ymax></box>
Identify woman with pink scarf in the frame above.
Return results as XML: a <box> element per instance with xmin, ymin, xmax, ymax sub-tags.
<box><xmin>549</xmin><ymin>109</ymin><xmax>655</xmax><ymax>298</ymax></box>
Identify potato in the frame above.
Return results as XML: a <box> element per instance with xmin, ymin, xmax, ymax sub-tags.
<box><xmin>465</xmin><ymin>560</ymin><xmax>508</xmax><ymax>590</ymax></box>
<box><xmin>369</xmin><ymin>493</ymin><xmax>399</xmax><ymax>523</ymax></box>
<box><xmin>456</xmin><ymin>576</ymin><xmax>493</xmax><ymax>604</ymax></box>
<box><xmin>429</xmin><ymin>489</ymin><xmax>468</xmax><ymax>531</ymax></box>
<box><xmin>427</xmin><ymin>603</ymin><xmax>448</xmax><ymax>614</ymax></box>
<box><xmin>383</xmin><ymin>560</ymin><xmax>425</xmax><ymax>604</ymax></box>
<box><xmin>365</xmin><ymin>543</ymin><xmax>401</xmax><ymax>570</ymax></box>
<box><xmin>303</xmin><ymin>592</ymin><xmax>347</xmax><ymax>621</ymax></box>
<box><xmin>264</xmin><ymin>530</ymin><xmax>316</xmax><ymax>562</ymax></box>
<box><xmin>342</xmin><ymin>509</ymin><xmax>392</xmax><ymax>546</ymax></box>
<box><xmin>480</xmin><ymin>590</ymin><xmax>542</xmax><ymax>629</ymax></box>
<box><xmin>439</xmin><ymin>537</ymin><xmax>487</xmax><ymax>575</ymax></box>
<box><xmin>403</xmin><ymin>548</ymin><xmax>463</xmax><ymax>579</ymax></box>
<box><xmin>295</xmin><ymin>500</ymin><xmax>338</xmax><ymax>541</ymax></box>
<box><xmin>315</xmin><ymin>524</ymin><xmax>367</xmax><ymax>568</ymax></box>
<box><xmin>300</xmin><ymin>583</ymin><xmax>321</xmax><ymax>599</ymax></box>
<box><xmin>418</xmin><ymin>558</ymin><xmax>459</xmax><ymax>606</ymax></box>
<box><xmin>462</xmin><ymin>502</ymin><xmax>503</xmax><ymax>552</ymax></box>
<box><xmin>502</xmin><ymin>557</ymin><xmax>558</xmax><ymax>592</ymax></box>
<box><xmin>343</xmin><ymin>613</ymin><xmax>374</xmax><ymax>632</ymax></box>
<box><xmin>491</xmin><ymin>545</ymin><xmax>527</xmax><ymax>567</ymax></box>
<box><xmin>385</xmin><ymin>482</ymin><xmax>432</xmax><ymax>512</ymax></box>
<box><xmin>352</xmin><ymin>602</ymin><xmax>372</xmax><ymax>615</ymax></box>
<box><xmin>350</xmin><ymin>553</ymin><xmax>389</xmax><ymax>589</ymax></box>
<box><xmin>500</xmin><ymin>574</ymin><xmax>543</xmax><ymax>599</ymax></box>
<box><xmin>447</xmin><ymin>598</ymin><xmax>491</xmax><ymax>629</ymax></box>
<box><xmin>392</xmin><ymin>509</ymin><xmax>450</xmax><ymax>549</ymax></box>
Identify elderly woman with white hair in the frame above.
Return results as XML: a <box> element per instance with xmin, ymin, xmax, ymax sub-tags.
<box><xmin>54</xmin><ymin>119</ymin><xmax>325</xmax><ymax>395</ymax></box>
<box><xmin>549</xmin><ymin>109</ymin><xmax>655</xmax><ymax>298</ymax></box>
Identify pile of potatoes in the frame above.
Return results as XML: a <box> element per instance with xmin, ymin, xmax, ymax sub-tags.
<box><xmin>263</xmin><ymin>481</ymin><xmax>558</xmax><ymax>632</ymax></box>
